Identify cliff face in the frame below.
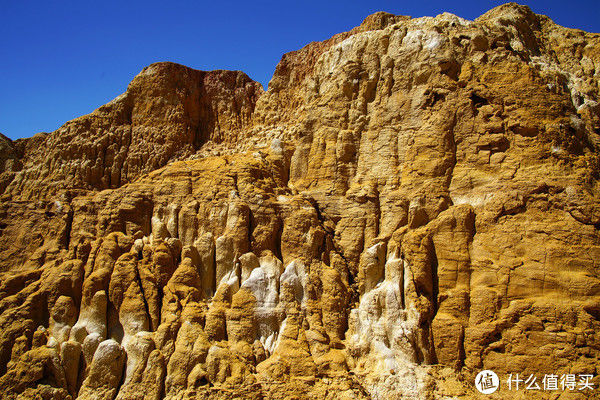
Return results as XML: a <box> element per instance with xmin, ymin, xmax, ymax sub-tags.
<box><xmin>4</xmin><ymin>64</ymin><xmax>262</xmax><ymax>199</ymax></box>
<box><xmin>1</xmin><ymin>3</ymin><xmax>599</xmax><ymax>399</ymax></box>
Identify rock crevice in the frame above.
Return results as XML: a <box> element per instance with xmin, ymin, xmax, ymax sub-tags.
<box><xmin>1</xmin><ymin>3</ymin><xmax>599</xmax><ymax>399</ymax></box>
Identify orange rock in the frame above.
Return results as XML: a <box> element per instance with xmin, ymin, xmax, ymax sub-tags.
<box><xmin>1</xmin><ymin>4</ymin><xmax>599</xmax><ymax>399</ymax></box>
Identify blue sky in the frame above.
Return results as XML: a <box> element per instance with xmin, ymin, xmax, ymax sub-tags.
<box><xmin>1</xmin><ymin>0</ymin><xmax>599</xmax><ymax>140</ymax></box>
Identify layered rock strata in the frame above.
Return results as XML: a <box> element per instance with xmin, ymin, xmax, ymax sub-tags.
<box><xmin>0</xmin><ymin>3</ymin><xmax>599</xmax><ymax>399</ymax></box>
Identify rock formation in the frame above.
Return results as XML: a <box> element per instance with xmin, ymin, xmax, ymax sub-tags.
<box><xmin>1</xmin><ymin>3</ymin><xmax>599</xmax><ymax>399</ymax></box>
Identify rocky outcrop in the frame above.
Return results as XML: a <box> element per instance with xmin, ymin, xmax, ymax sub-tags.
<box><xmin>2</xmin><ymin>63</ymin><xmax>262</xmax><ymax>199</ymax></box>
<box><xmin>0</xmin><ymin>3</ymin><xmax>599</xmax><ymax>399</ymax></box>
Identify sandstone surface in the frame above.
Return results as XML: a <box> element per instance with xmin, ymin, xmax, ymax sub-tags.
<box><xmin>0</xmin><ymin>3</ymin><xmax>599</xmax><ymax>399</ymax></box>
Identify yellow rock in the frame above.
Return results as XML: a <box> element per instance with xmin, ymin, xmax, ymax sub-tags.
<box><xmin>1</xmin><ymin>3</ymin><xmax>599</xmax><ymax>399</ymax></box>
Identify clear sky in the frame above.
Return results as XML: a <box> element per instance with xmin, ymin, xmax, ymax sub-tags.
<box><xmin>1</xmin><ymin>0</ymin><xmax>599</xmax><ymax>140</ymax></box>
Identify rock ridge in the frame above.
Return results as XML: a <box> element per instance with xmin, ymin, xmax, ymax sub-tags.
<box><xmin>0</xmin><ymin>3</ymin><xmax>599</xmax><ymax>399</ymax></box>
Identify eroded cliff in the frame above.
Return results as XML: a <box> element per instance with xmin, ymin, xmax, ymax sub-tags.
<box><xmin>0</xmin><ymin>3</ymin><xmax>599</xmax><ymax>399</ymax></box>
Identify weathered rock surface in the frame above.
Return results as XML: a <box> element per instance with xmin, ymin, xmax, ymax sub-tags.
<box><xmin>1</xmin><ymin>3</ymin><xmax>599</xmax><ymax>399</ymax></box>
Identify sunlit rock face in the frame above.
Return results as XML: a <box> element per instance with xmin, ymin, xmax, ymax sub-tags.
<box><xmin>1</xmin><ymin>3</ymin><xmax>600</xmax><ymax>399</ymax></box>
